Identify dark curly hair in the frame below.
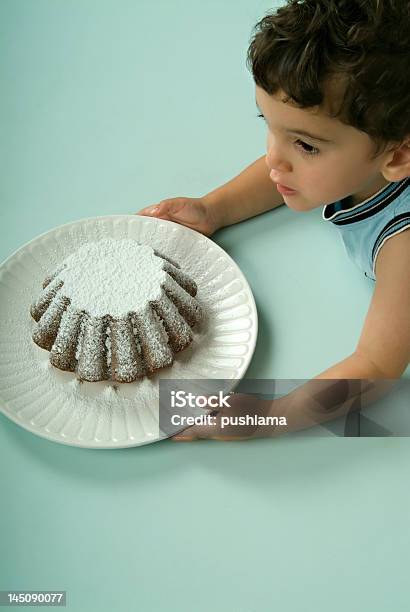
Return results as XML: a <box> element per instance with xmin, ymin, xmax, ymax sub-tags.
<box><xmin>246</xmin><ymin>0</ymin><xmax>410</xmax><ymax>157</ymax></box>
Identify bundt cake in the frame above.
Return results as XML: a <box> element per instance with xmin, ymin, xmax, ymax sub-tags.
<box><xmin>30</xmin><ymin>238</ymin><xmax>203</xmax><ymax>382</ymax></box>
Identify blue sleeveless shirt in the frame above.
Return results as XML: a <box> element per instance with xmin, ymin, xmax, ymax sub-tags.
<box><xmin>322</xmin><ymin>177</ymin><xmax>410</xmax><ymax>281</ymax></box>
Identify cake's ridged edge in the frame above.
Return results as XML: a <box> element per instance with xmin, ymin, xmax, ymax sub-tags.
<box><xmin>31</xmin><ymin>249</ymin><xmax>203</xmax><ymax>383</ymax></box>
<box><xmin>131</xmin><ymin>307</ymin><xmax>174</xmax><ymax>374</ymax></box>
<box><xmin>32</xmin><ymin>293</ymin><xmax>70</xmax><ymax>351</ymax></box>
<box><xmin>162</xmin><ymin>261</ymin><xmax>197</xmax><ymax>297</ymax></box>
<box><xmin>151</xmin><ymin>292</ymin><xmax>193</xmax><ymax>353</ymax></box>
<box><xmin>49</xmin><ymin>306</ymin><xmax>83</xmax><ymax>372</ymax></box>
<box><xmin>76</xmin><ymin>315</ymin><xmax>110</xmax><ymax>382</ymax></box>
<box><xmin>153</xmin><ymin>249</ymin><xmax>180</xmax><ymax>269</ymax></box>
<box><xmin>110</xmin><ymin>317</ymin><xmax>147</xmax><ymax>382</ymax></box>
<box><xmin>43</xmin><ymin>264</ymin><xmax>67</xmax><ymax>289</ymax></box>
<box><xmin>30</xmin><ymin>277</ymin><xmax>64</xmax><ymax>322</ymax></box>
<box><xmin>162</xmin><ymin>274</ymin><xmax>203</xmax><ymax>328</ymax></box>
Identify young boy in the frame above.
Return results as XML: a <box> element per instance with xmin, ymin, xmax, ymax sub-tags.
<box><xmin>137</xmin><ymin>0</ymin><xmax>410</xmax><ymax>440</ymax></box>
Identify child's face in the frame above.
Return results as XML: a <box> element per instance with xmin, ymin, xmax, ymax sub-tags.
<box><xmin>255</xmin><ymin>85</ymin><xmax>391</xmax><ymax>210</ymax></box>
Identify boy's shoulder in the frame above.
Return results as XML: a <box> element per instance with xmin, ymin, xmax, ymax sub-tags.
<box><xmin>371</xmin><ymin>178</ymin><xmax>410</xmax><ymax>277</ymax></box>
<box><xmin>322</xmin><ymin>178</ymin><xmax>410</xmax><ymax>281</ymax></box>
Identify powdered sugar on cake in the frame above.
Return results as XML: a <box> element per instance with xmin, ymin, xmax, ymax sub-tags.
<box><xmin>30</xmin><ymin>237</ymin><xmax>204</xmax><ymax>383</ymax></box>
<box><xmin>59</xmin><ymin>239</ymin><xmax>166</xmax><ymax>318</ymax></box>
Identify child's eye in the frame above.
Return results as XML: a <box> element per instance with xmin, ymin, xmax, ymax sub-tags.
<box><xmin>257</xmin><ymin>114</ymin><xmax>320</xmax><ymax>156</ymax></box>
<box><xmin>294</xmin><ymin>139</ymin><xmax>320</xmax><ymax>156</ymax></box>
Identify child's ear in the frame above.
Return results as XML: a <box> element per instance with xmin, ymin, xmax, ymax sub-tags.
<box><xmin>381</xmin><ymin>138</ymin><xmax>410</xmax><ymax>182</ymax></box>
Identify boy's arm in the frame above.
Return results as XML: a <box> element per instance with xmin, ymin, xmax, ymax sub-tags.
<box><xmin>318</xmin><ymin>229</ymin><xmax>410</xmax><ymax>380</ymax></box>
<box><xmin>254</xmin><ymin>258</ymin><xmax>409</xmax><ymax>431</ymax></box>
<box><xmin>272</xmin><ymin>229</ymin><xmax>410</xmax><ymax>435</ymax></box>
<box><xmin>173</xmin><ymin>231</ymin><xmax>410</xmax><ymax>440</ymax></box>
<box><xmin>203</xmin><ymin>154</ymin><xmax>285</xmax><ymax>230</ymax></box>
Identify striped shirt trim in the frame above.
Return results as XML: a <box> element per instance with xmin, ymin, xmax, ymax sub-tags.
<box><xmin>371</xmin><ymin>212</ymin><xmax>410</xmax><ymax>277</ymax></box>
<box><xmin>322</xmin><ymin>178</ymin><xmax>410</xmax><ymax>225</ymax></box>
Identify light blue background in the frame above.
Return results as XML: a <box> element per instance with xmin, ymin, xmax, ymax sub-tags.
<box><xmin>1</xmin><ymin>2</ymin><xmax>409</xmax><ymax>611</ymax></box>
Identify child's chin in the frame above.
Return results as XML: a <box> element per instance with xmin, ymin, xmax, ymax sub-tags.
<box><xmin>283</xmin><ymin>196</ymin><xmax>306</xmax><ymax>211</ymax></box>
<box><xmin>284</xmin><ymin>195</ymin><xmax>318</xmax><ymax>212</ymax></box>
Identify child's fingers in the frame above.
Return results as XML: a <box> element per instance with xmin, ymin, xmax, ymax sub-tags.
<box><xmin>171</xmin><ymin>432</ymin><xmax>196</xmax><ymax>442</ymax></box>
<box><xmin>137</xmin><ymin>204</ymin><xmax>173</xmax><ymax>220</ymax></box>
<box><xmin>172</xmin><ymin>430</ymin><xmax>250</xmax><ymax>442</ymax></box>
<box><xmin>137</xmin><ymin>199</ymin><xmax>188</xmax><ymax>218</ymax></box>
<box><xmin>171</xmin><ymin>421</ymin><xmax>250</xmax><ymax>441</ymax></box>
<box><xmin>171</xmin><ymin>425</ymin><xmax>201</xmax><ymax>441</ymax></box>
<box><xmin>137</xmin><ymin>204</ymin><xmax>161</xmax><ymax>216</ymax></box>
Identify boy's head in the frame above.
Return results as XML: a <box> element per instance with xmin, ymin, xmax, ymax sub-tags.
<box><xmin>247</xmin><ymin>0</ymin><xmax>410</xmax><ymax>210</ymax></box>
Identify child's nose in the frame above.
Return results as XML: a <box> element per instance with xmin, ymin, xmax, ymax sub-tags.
<box><xmin>265</xmin><ymin>149</ymin><xmax>292</xmax><ymax>174</ymax></box>
<box><xmin>265</xmin><ymin>135</ymin><xmax>292</xmax><ymax>173</ymax></box>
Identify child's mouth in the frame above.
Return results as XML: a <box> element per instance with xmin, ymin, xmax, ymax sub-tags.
<box><xmin>275</xmin><ymin>183</ymin><xmax>297</xmax><ymax>195</ymax></box>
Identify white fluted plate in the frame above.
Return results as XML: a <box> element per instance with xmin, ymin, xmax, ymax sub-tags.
<box><xmin>0</xmin><ymin>215</ymin><xmax>258</xmax><ymax>448</ymax></box>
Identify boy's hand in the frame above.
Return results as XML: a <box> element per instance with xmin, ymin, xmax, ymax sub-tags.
<box><xmin>136</xmin><ymin>197</ymin><xmax>219</xmax><ymax>237</ymax></box>
<box><xmin>170</xmin><ymin>394</ymin><xmax>285</xmax><ymax>441</ymax></box>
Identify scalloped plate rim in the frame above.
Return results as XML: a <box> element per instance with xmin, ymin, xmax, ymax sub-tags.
<box><xmin>0</xmin><ymin>215</ymin><xmax>258</xmax><ymax>449</ymax></box>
